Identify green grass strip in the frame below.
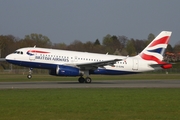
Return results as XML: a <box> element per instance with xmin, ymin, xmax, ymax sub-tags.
<box><xmin>0</xmin><ymin>88</ymin><xmax>180</xmax><ymax>120</ymax></box>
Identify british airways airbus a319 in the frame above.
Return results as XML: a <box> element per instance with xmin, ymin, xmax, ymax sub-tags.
<box><xmin>4</xmin><ymin>31</ymin><xmax>172</xmax><ymax>83</ymax></box>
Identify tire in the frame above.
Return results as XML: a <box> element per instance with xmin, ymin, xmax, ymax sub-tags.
<box><xmin>85</xmin><ymin>77</ymin><xmax>91</xmax><ymax>83</ymax></box>
<box><xmin>78</xmin><ymin>77</ymin><xmax>85</xmax><ymax>83</ymax></box>
<box><xmin>27</xmin><ymin>74</ymin><xmax>32</xmax><ymax>79</ymax></box>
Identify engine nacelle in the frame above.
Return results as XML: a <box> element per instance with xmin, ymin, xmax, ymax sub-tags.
<box><xmin>49</xmin><ymin>65</ymin><xmax>80</xmax><ymax>76</ymax></box>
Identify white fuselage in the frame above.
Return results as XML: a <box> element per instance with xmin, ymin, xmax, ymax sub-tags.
<box><xmin>6</xmin><ymin>47</ymin><xmax>156</xmax><ymax>75</ymax></box>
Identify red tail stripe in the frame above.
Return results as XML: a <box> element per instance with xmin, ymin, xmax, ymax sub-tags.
<box><xmin>141</xmin><ymin>53</ymin><xmax>164</xmax><ymax>64</ymax></box>
<box><xmin>149</xmin><ymin>36</ymin><xmax>169</xmax><ymax>47</ymax></box>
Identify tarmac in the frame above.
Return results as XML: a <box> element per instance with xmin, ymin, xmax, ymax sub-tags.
<box><xmin>0</xmin><ymin>80</ymin><xmax>180</xmax><ymax>89</ymax></box>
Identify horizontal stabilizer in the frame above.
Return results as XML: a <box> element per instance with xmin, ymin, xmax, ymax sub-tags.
<box><xmin>149</xmin><ymin>63</ymin><xmax>172</xmax><ymax>69</ymax></box>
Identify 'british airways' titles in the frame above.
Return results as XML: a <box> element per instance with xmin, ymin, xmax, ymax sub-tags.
<box><xmin>35</xmin><ymin>56</ymin><xmax>69</xmax><ymax>62</ymax></box>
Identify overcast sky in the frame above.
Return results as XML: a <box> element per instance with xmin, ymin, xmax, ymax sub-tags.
<box><xmin>0</xmin><ymin>0</ymin><xmax>180</xmax><ymax>46</ymax></box>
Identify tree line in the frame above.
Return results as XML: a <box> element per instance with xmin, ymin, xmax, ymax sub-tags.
<box><xmin>0</xmin><ymin>33</ymin><xmax>180</xmax><ymax>59</ymax></box>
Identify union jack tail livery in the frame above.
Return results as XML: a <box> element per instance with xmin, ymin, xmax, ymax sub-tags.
<box><xmin>139</xmin><ymin>31</ymin><xmax>172</xmax><ymax>69</ymax></box>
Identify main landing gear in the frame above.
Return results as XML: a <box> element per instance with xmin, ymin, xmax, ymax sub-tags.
<box><xmin>27</xmin><ymin>68</ymin><xmax>33</xmax><ymax>79</ymax></box>
<box><xmin>78</xmin><ymin>70</ymin><xmax>92</xmax><ymax>83</ymax></box>
<box><xmin>78</xmin><ymin>76</ymin><xmax>92</xmax><ymax>83</ymax></box>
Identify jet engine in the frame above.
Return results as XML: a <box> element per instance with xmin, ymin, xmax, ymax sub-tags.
<box><xmin>49</xmin><ymin>65</ymin><xmax>81</xmax><ymax>76</ymax></box>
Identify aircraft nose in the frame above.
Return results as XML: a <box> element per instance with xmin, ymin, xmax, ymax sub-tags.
<box><xmin>5</xmin><ymin>54</ymin><xmax>13</xmax><ymax>61</ymax></box>
<box><xmin>5</xmin><ymin>55</ymin><xmax>10</xmax><ymax>60</ymax></box>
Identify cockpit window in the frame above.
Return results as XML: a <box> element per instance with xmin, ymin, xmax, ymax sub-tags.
<box><xmin>13</xmin><ymin>51</ymin><xmax>23</xmax><ymax>55</ymax></box>
<box><xmin>13</xmin><ymin>51</ymin><xmax>17</xmax><ymax>54</ymax></box>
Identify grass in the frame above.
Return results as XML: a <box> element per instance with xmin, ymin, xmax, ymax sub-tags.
<box><xmin>0</xmin><ymin>73</ymin><xmax>180</xmax><ymax>82</ymax></box>
<box><xmin>0</xmin><ymin>88</ymin><xmax>180</xmax><ymax>120</ymax></box>
<box><xmin>0</xmin><ymin>74</ymin><xmax>180</xmax><ymax>120</ymax></box>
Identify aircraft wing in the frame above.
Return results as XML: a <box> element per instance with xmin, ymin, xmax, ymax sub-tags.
<box><xmin>0</xmin><ymin>58</ymin><xmax>6</xmax><ymax>61</ymax></box>
<box><xmin>76</xmin><ymin>59</ymin><xmax>122</xmax><ymax>70</ymax></box>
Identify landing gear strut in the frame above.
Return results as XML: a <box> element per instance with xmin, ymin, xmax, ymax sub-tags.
<box><xmin>27</xmin><ymin>68</ymin><xmax>33</xmax><ymax>79</ymax></box>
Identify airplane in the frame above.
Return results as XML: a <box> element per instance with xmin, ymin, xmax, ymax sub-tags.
<box><xmin>4</xmin><ymin>31</ymin><xmax>172</xmax><ymax>83</ymax></box>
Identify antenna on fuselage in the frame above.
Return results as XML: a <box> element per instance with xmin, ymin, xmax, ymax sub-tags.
<box><xmin>34</xmin><ymin>45</ymin><xmax>36</xmax><ymax>48</ymax></box>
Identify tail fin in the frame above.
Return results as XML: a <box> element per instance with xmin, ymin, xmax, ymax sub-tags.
<box><xmin>139</xmin><ymin>31</ymin><xmax>172</xmax><ymax>64</ymax></box>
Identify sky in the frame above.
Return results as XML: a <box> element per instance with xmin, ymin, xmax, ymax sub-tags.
<box><xmin>0</xmin><ymin>0</ymin><xmax>180</xmax><ymax>46</ymax></box>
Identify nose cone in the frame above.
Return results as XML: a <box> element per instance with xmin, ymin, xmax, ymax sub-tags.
<box><xmin>5</xmin><ymin>54</ymin><xmax>13</xmax><ymax>63</ymax></box>
<box><xmin>5</xmin><ymin>55</ymin><xmax>11</xmax><ymax>61</ymax></box>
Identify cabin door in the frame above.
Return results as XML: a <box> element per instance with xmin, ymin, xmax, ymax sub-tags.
<box><xmin>132</xmin><ymin>59</ymin><xmax>138</xmax><ymax>70</ymax></box>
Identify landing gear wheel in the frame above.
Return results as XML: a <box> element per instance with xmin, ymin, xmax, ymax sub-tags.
<box><xmin>27</xmin><ymin>74</ymin><xmax>32</xmax><ymax>79</ymax></box>
<box><xmin>78</xmin><ymin>77</ymin><xmax>85</xmax><ymax>83</ymax></box>
<box><xmin>85</xmin><ymin>77</ymin><xmax>91</xmax><ymax>83</ymax></box>
<box><xmin>27</xmin><ymin>68</ymin><xmax>33</xmax><ymax>79</ymax></box>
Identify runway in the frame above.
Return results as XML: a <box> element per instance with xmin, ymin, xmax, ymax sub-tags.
<box><xmin>0</xmin><ymin>80</ymin><xmax>180</xmax><ymax>89</ymax></box>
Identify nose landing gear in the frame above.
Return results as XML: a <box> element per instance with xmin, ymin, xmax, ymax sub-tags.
<box><xmin>27</xmin><ymin>68</ymin><xmax>33</xmax><ymax>79</ymax></box>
